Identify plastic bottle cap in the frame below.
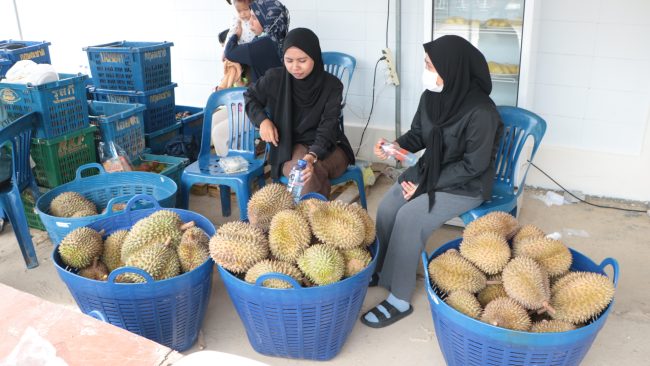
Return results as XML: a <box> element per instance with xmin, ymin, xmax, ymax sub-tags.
<box><xmin>296</xmin><ymin>159</ymin><xmax>307</xmax><ymax>169</ymax></box>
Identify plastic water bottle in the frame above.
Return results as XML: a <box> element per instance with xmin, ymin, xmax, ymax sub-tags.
<box><xmin>381</xmin><ymin>143</ymin><xmax>419</xmax><ymax>167</ymax></box>
<box><xmin>287</xmin><ymin>159</ymin><xmax>307</xmax><ymax>202</ymax></box>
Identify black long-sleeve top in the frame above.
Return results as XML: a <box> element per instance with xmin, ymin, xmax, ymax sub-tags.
<box><xmin>224</xmin><ymin>35</ymin><xmax>282</xmax><ymax>82</ymax></box>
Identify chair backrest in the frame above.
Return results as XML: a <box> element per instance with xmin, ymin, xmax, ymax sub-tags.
<box><xmin>199</xmin><ymin>87</ymin><xmax>256</xmax><ymax>166</ymax></box>
<box><xmin>322</xmin><ymin>52</ymin><xmax>356</xmax><ymax>105</ymax></box>
<box><xmin>0</xmin><ymin>112</ymin><xmax>38</xmax><ymax>189</ymax></box>
<box><xmin>494</xmin><ymin>106</ymin><xmax>547</xmax><ymax>196</ymax></box>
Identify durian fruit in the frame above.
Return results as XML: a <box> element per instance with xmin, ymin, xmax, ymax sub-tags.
<box><xmin>209</xmin><ymin>221</ymin><xmax>269</xmax><ymax>273</ymax></box>
<box><xmin>463</xmin><ymin>211</ymin><xmax>518</xmax><ymax>239</ymax></box>
<box><xmin>459</xmin><ymin>232</ymin><xmax>510</xmax><ymax>274</ymax></box>
<box><xmin>445</xmin><ymin>290</ymin><xmax>482</xmax><ymax>319</ymax></box>
<box><xmin>268</xmin><ymin>210</ymin><xmax>311</xmax><ymax>262</ymax></box>
<box><xmin>530</xmin><ymin>319</ymin><xmax>576</xmax><ymax>333</ymax></box>
<box><xmin>502</xmin><ymin>256</ymin><xmax>554</xmax><ymax>314</ymax></box>
<box><xmin>121</xmin><ymin>210</ymin><xmax>192</xmax><ymax>262</ymax></box>
<box><xmin>480</xmin><ymin>297</ymin><xmax>531</xmax><ymax>331</ymax></box>
<box><xmin>244</xmin><ymin>259</ymin><xmax>303</xmax><ymax>288</ymax></box>
<box><xmin>428</xmin><ymin>249</ymin><xmax>487</xmax><ymax>293</ymax></box>
<box><xmin>247</xmin><ymin>183</ymin><xmax>294</xmax><ymax>231</ymax></box>
<box><xmin>58</xmin><ymin>227</ymin><xmax>104</xmax><ymax>269</ymax></box>
<box><xmin>178</xmin><ymin>228</ymin><xmax>210</xmax><ymax>273</ymax></box>
<box><xmin>514</xmin><ymin>237</ymin><xmax>572</xmax><ymax>277</ymax></box>
<box><xmin>295</xmin><ymin>198</ymin><xmax>324</xmax><ymax>220</ymax></box>
<box><xmin>309</xmin><ymin>201</ymin><xmax>365</xmax><ymax>249</ymax></box>
<box><xmin>551</xmin><ymin>272</ymin><xmax>614</xmax><ymax>324</ymax></box>
<box><xmin>477</xmin><ymin>275</ymin><xmax>508</xmax><ymax>307</ymax></box>
<box><xmin>123</xmin><ymin>238</ymin><xmax>181</xmax><ymax>282</ymax></box>
<box><xmin>101</xmin><ymin>203</ymin><xmax>127</xmax><ymax>214</ymax></box>
<box><xmin>551</xmin><ymin>271</ymin><xmax>583</xmax><ymax>296</ymax></box>
<box><xmin>50</xmin><ymin>192</ymin><xmax>97</xmax><ymax>218</ymax></box>
<box><xmin>71</xmin><ymin>209</ymin><xmax>98</xmax><ymax>218</ymax></box>
<box><xmin>341</xmin><ymin>247</ymin><xmax>372</xmax><ymax>277</ymax></box>
<box><xmin>78</xmin><ymin>258</ymin><xmax>109</xmax><ymax>281</ymax></box>
<box><xmin>297</xmin><ymin>244</ymin><xmax>345</xmax><ymax>286</ymax></box>
<box><xmin>102</xmin><ymin>230</ymin><xmax>129</xmax><ymax>272</ymax></box>
<box><xmin>512</xmin><ymin>224</ymin><xmax>546</xmax><ymax>249</ymax></box>
<box><xmin>348</xmin><ymin>203</ymin><xmax>376</xmax><ymax>246</ymax></box>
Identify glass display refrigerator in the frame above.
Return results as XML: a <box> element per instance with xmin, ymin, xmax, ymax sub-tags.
<box><xmin>424</xmin><ymin>0</ymin><xmax>539</xmax><ymax>108</ymax></box>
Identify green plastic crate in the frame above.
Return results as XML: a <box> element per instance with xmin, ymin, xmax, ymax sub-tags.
<box><xmin>21</xmin><ymin>187</ymin><xmax>46</xmax><ymax>231</ymax></box>
<box><xmin>131</xmin><ymin>153</ymin><xmax>188</xmax><ymax>206</ymax></box>
<box><xmin>31</xmin><ymin>125</ymin><xmax>98</xmax><ymax>188</ymax></box>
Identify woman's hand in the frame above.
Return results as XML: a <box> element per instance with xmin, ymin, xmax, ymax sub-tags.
<box><xmin>301</xmin><ymin>154</ymin><xmax>316</xmax><ymax>183</ymax></box>
<box><xmin>374</xmin><ymin>138</ymin><xmax>390</xmax><ymax>160</ymax></box>
<box><xmin>260</xmin><ymin>119</ymin><xmax>279</xmax><ymax>147</ymax></box>
<box><xmin>401</xmin><ymin>181</ymin><xmax>418</xmax><ymax>201</ymax></box>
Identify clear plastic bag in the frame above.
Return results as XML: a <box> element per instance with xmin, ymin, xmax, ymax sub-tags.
<box><xmin>218</xmin><ymin>155</ymin><xmax>249</xmax><ymax>174</ymax></box>
<box><xmin>98</xmin><ymin>141</ymin><xmax>132</xmax><ymax>173</ymax></box>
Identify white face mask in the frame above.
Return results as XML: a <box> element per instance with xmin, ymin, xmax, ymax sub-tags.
<box><xmin>422</xmin><ymin>69</ymin><xmax>443</xmax><ymax>93</ymax></box>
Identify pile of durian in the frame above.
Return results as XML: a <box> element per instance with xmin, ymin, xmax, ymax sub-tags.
<box><xmin>58</xmin><ymin>210</ymin><xmax>210</xmax><ymax>282</ymax></box>
<box><xmin>49</xmin><ymin>191</ymin><xmax>126</xmax><ymax>218</ymax></box>
<box><xmin>209</xmin><ymin>183</ymin><xmax>375</xmax><ymax>288</ymax></box>
<box><xmin>428</xmin><ymin>212</ymin><xmax>615</xmax><ymax>333</ymax></box>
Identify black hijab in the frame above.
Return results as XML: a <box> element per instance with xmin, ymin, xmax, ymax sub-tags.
<box><xmin>282</xmin><ymin>28</ymin><xmax>327</xmax><ymax>109</ymax></box>
<box><xmin>412</xmin><ymin>35</ymin><xmax>494</xmax><ymax>210</ymax></box>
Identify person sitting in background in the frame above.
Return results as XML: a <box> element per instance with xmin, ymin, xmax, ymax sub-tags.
<box><xmin>244</xmin><ymin>28</ymin><xmax>355</xmax><ymax>197</ymax></box>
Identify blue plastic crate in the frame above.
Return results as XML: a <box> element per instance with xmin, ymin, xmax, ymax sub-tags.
<box><xmin>422</xmin><ymin>238</ymin><xmax>619</xmax><ymax>366</ymax></box>
<box><xmin>52</xmin><ymin>194</ymin><xmax>214</xmax><ymax>352</ymax></box>
<box><xmin>0</xmin><ymin>73</ymin><xmax>89</xmax><ymax>139</ymax></box>
<box><xmin>35</xmin><ymin>163</ymin><xmax>177</xmax><ymax>245</ymax></box>
<box><xmin>144</xmin><ymin>121</ymin><xmax>181</xmax><ymax>154</ymax></box>
<box><xmin>88</xmin><ymin>100</ymin><xmax>146</xmax><ymax>161</ymax></box>
<box><xmin>84</xmin><ymin>41</ymin><xmax>173</xmax><ymax>92</ymax></box>
<box><xmin>0</xmin><ymin>40</ymin><xmax>51</xmax><ymax>65</ymax></box>
<box><xmin>176</xmin><ymin>105</ymin><xmax>204</xmax><ymax>143</ymax></box>
<box><xmin>0</xmin><ymin>58</ymin><xmax>12</xmax><ymax>78</ymax></box>
<box><xmin>91</xmin><ymin>83</ymin><xmax>177</xmax><ymax>133</ymax></box>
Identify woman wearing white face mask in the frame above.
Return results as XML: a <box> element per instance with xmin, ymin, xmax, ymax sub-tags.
<box><xmin>362</xmin><ymin>35</ymin><xmax>503</xmax><ymax>329</ymax></box>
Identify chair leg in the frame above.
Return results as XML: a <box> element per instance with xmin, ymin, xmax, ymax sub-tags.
<box><xmin>257</xmin><ymin>175</ymin><xmax>266</xmax><ymax>189</ymax></box>
<box><xmin>220</xmin><ymin>185</ymin><xmax>232</xmax><ymax>217</ymax></box>
<box><xmin>234</xmin><ymin>181</ymin><xmax>251</xmax><ymax>221</ymax></box>
<box><xmin>2</xmin><ymin>186</ymin><xmax>38</xmax><ymax>269</ymax></box>
<box><xmin>354</xmin><ymin>174</ymin><xmax>368</xmax><ymax>209</ymax></box>
<box><xmin>179</xmin><ymin>181</ymin><xmax>191</xmax><ymax>209</ymax></box>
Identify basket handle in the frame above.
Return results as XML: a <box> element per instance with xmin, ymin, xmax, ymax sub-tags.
<box><xmin>421</xmin><ymin>250</ymin><xmax>431</xmax><ymax>279</ymax></box>
<box><xmin>107</xmin><ymin>266</ymin><xmax>155</xmax><ymax>283</ymax></box>
<box><xmin>299</xmin><ymin>192</ymin><xmax>327</xmax><ymax>202</ymax></box>
<box><xmin>123</xmin><ymin>194</ymin><xmax>162</xmax><ymax>221</ymax></box>
<box><xmin>598</xmin><ymin>257</ymin><xmax>619</xmax><ymax>288</ymax></box>
<box><xmin>421</xmin><ymin>250</ymin><xmax>440</xmax><ymax>305</ymax></box>
<box><xmin>87</xmin><ymin>310</ymin><xmax>107</xmax><ymax>322</ymax></box>
<box><xmin>75</xmin><ymin>163</ymin><xmax>106</xmax><ymax>181</ymax></box>
<box><xmin>101</xmin><ymin>195</ymin><xmax>134</xmax><ymax>217</ymax></box>
<box><xmin>255</xmin><ymin>273</ymin><xmax>302</xmax><ymax>289</ymax></box>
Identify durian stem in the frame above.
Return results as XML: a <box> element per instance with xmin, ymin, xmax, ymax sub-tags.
<box><xmin>536</xmin><ymin>302</ymin><xmax>556</xmax><ymax>316</ymax></box>
<box><xmin>98</xmin><ymin>229</ymin><xmax>106</xmax><ymax>236</ymax></box>
<box><xmin>486</xmin><ymin>280</ymin><xmax>502</xmax><ymax>285</ymax></box>
<box><xmin>181</xmin><ymin>221</ymin><xmax>196</xmax><ymax>231</ymax></box>
<box><xmin>164</xmin><ymin>237</ymin><xmax>173</xmax><ymax>246</ymax></box>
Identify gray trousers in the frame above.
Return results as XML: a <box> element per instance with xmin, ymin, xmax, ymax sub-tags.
<box><xmin>375</xmin><ymin>183</ymin><xmax>483</xmax><ymax>301</ymax></box>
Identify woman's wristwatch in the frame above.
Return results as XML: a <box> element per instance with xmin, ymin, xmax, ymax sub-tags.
<box><xmin>307</xmin><ymin>151</ymin><xmax>318</xmax><ymax>164</ymax></box>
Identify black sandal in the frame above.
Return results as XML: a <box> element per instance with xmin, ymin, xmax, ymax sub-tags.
<box><xmin>360</xmin><ymin>300</ymin><xmax>413</xmax><ymax>328</ymax></box>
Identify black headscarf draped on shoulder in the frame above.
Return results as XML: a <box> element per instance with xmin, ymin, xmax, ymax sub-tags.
<box><xmin>411</xmin><ymin>35</ymin><xmax>494</xmax><ymax>210</ymax></box>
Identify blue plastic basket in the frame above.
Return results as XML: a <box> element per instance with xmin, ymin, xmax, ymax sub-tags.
<box><xmin>83</xmin><ymin>41</ymin><xmax>173</xmax><ymax>92</ymax></box>
<box><xmin>176</xmin><ymin>105</ymin><xmax>204</xmax><ymax>144</ymax></box>
<box><xmin>0</xmin><ymin>40</ymin><xmax>51</xmax><ymax>64</ymax></box>
<box><xmin>88</xmin><ymin>100</ymin><xmax>146</xmax><ymax>161</ymax></box>
<box><xmin>144</xmin><ymin>121</ymin><xmax>181</xmax><ymax>154</ymax></box>
<box><xmin>52</xmin><ymin>194</ymin><xmax>215</xmax><ymax>351</ymax></box>
<box><xmin>0</xmin><ymin>73</ymin><xmax>89</xmax><ymax>139</ymax></box>
<box><xmin>35</xmin><ymin>163</ymin><xmax>177</xmax><ymax>245</ymax></box>
<box><xmin>91</xmin><ymin>83</ymin><xmax>177</xmax><ymax>133</ymax></box>
<box><xmin>422</xmin><ymin>238</ymin><xmax>619</xmax><ymax>366</ymax></box>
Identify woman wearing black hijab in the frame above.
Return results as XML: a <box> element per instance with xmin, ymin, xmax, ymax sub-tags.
<box><xmin>361</xmin><ymin>35</ymin><xmax>503</xmax><ymax>328</ymax></box>
<box><xmin>244</xmin><ymin>28</ymin><xmax>354</xmax><ymax>196</ymax></box>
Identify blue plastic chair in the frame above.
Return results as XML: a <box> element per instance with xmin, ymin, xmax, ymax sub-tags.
<box><xmin>459</xmin><ymin>106</ymin><xmax>547</xmax><ymax>224</ymax></box>
<box><xmin>0</xmin><ymin>112</ymin><xmax>41</xmax><ymax>268</ymax></box>
<box><xmin>276</xmin><ymin>52</ymin><xmax>368</xmax><ymax>208</ymax></box>
<box><xmin>179</xmin><ymin>88</ymin><xmax>265</xmax><ymax>220</ymax></box>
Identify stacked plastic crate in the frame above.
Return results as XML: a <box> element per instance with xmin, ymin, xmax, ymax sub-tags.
<box><xmin>0</xmin><ymin>40</ymin><xmax>52</xmax><ymax>78</ymax></box>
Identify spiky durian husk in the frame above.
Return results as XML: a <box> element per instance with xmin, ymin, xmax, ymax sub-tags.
<box><xmin>120</xmin><ymin>210</ymin><xmax>186</xmax><ymax>262</ymax></box>
<box><xmin>78</xmin><ymin>258</ymin><xmax>109</xmax><ymax>281</ymax></box>
<box><xmin>428</xmin><ymin>249</ymin><xmax>487</xmax><ymax>293</ymax></box>
<box><xmin>459</xmin><ymin>232</ymin><xmax>511</xmax><ymax>274</ymax></box>
<box><xmin>348</xmin><ymin>203</ymin><xmax>376</xmax><ymax>246</ymax></box>
<box><xmin>50</xmin><ymin>192</ymin><xmax>97</xmax><ymax>218</ymax></box>
<box><xmin>463</xmin><ymin>211</ymin><xmax>519</xmax><ymax>239</ymax></box>
<box><xmin>530</xmin><ymin>319</ymin><xmax>576</xmax><ymax>333</ymax></box>
<box><xmin>512</xmin><ymin>224</ymin><xmax>546</xmax><ymax>249</ymax></box>
<box><xmin>268</xmin><ymin>210</ymin><xmax>311</xmax><ymax>262</ymax></box>
<box><xmin>445</xmin><ymin>290</ymin><xmax>482</xmax><ymax>319</ymax></box>
<box><xmin>477</xmin><ymin>275</ymin><xmax>508</xmax><ymax>307</ymax></box>
<box><xmin>178</xmin><ymin>228</ymin><xmax>210</xmax><ymax>273</ymax></box>
<box><xmin>309</xmin><ymin>201</ymin><xmax>365</xmax><ymax>249</ymax></box>
<box><xmin>209</xmin><ymin>221</ymin><xmax>269</xmax><ymax>273</ymax></box>
<box><xmin>341</xmin><ymin>247</ymin><xmax>372</xmax><ymax>277</ymax></box>
<box><xmin>514</xmin><ymin>237</ymin><xmax>572</xmax><ymax>277</ymax></box>
<box><xmin>551</xmin><ymin>271</ymin><xmax>584</xmax><ymax>296</ymax></box>
<box><xmin>295</xmin><ymin>198</ymin><xmax>324</xmax><ymax>220</ymax></box>
<box><xmin>247</xmin><ymin>183</ymin><xmax>294</xmax><ymax>231</ymax></box>
<box><xmin>123</xmin><ymin>240</ymin><xmax>180</xmax><ymax>282</ymax></box>
<box><xmin>297</xmin><ymin>244</ymin><xmax>345</xmax><ymax>286</ymax></box>
<box><xmin>58</xmin><ymin>227</ymin><xmax>104</xmax><ymax>269</ymax></box>
<box><xmin>480</xmin><ymin>297</ymin><xmax>531</xmax><ymax>331</ymax></box>
<box><xmin>245</xmin><ymin>259</ymin><xmax>303</xmax><ymax>288</ymax></box>
<box><xmin>102</xmin><ymin>230</ymin><xmax>128</xmax><ymax>272</ymax></box>
<box><xmin>502</xmin><ymin>256</ymin><xmax>551</xmax><ymax>311</ymax></box>
<box><xmin>551</xmin><ymin>272</ymin><xmax>614</xmax><ymax>324</ymax></box>
<box><xmin>71</xmin><ymin>209</ymin><xmax>98</xmax><ymax>218</ymax></box>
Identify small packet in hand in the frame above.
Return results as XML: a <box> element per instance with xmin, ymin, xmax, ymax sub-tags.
<box><xmin>218</xmin><ymin>155</ymin><xmax>249</xmax><ymax>174</ymax></box>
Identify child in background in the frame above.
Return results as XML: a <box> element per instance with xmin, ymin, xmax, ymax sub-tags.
<box><xmin>216</xmin><ymin>0</ymin><xmax>254</xmax><ymax>91</ymax></box>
